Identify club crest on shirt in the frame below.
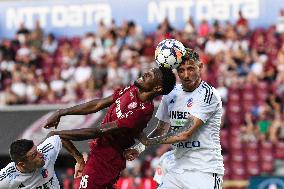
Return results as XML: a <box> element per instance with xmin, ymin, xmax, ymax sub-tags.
<box><xmin>41</xmin><ymin>169</ymin><xmax>48</xmax><ymax>178</ymax></box>
<box><xmin>187</xmin><ymin>98</ymin><xmax>193</xmax><ymax>108</ymax></box>
<box><xmin>130</xmin><ymin>92</ymin><xmax>134</xmax><ymax>100</ymax></box>
<box><xmin>141</xmin><ymin>103</ymin><xmax>146</xmax><ymax>109</ymax></box>
<box><xmin>128</xmin><ymin>102</ymin><xmax>137</xmax><ymax>109</ymax></box>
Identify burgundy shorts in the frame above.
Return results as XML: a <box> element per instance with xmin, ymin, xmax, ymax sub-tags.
<box><xmin>75</xmin><ymin>147</ymin><xmax>126</xmax><ymax>189</ymax></box>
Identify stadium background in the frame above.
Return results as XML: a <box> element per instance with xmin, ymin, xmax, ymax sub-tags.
<box><xmin>0</xmin><ymin>0</ymin><xmax>284</xmax><ymax>188</ymax></box>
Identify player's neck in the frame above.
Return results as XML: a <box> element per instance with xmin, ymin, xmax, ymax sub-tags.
<box><xmin>137</xmin><ymin>91</ymin><xmax>154</xmax><ymax>103</ymax></box>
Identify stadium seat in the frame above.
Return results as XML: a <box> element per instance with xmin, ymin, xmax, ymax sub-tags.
<box><xmin>220</xmin><ymin>129</ymin><xmax>229</xmax><ymax>149</ymax></box>
<box><xmin>242</xmin><ymin>91</ymin><xmax>255</xmax><ymax>102</ymax></box>
<box><xmin>224</xmin><ymin>161</ymin><xmax>231</xmax><ymax>180</ymax></box>
<box><xmin>230</xmin><ymin>161</ymin><xmax>247</xmax><ymax>180</ymax></box>
<box><xmin>275</xmin><ymin>142</ymin><xmax>284</xmax><ymax>159</ymax></box>
<box><xmin>228</xmin><ymin>116</ymin><xmax>243</xmax><ymax>126</ymax></box>
<box><xmin>260</xmin><ymin>160</ymin><xmax>274</xmax><ymax>173</ymax></box>
<box><xmin>245</xmin><ymin>150</ymin><xmax>259</xmax><ymax>163</ymax></box>
<box><xmin>229</xmin><ymin>136</ymin><xmax>243</xmax><ymax>151</ymax></box>
<box><xmin>244</xmin><ymin>141</ymin><xmax>259</xmax><ymax>154</ymax></box>
<box><xmin>246</xmin><ymin>161</ymin><xmax>260</xmax><ymax>176</ymax></box>
<box><xmin>231</xmin><ymin>150</ymin><xmax>245</xmax><ymax>162</ymax></box>
<box><xmin>257</xmin><ymin>81</ymin><xmax>268</xmax><ymax>91</ymax></box>
<box><xmin>227</xmin><ymin>102</ymin><xmax>242</xmax><ymax>114</ymax></box>
<box><xmin>228</xmin><ymin>91</ymin><xmax>241</xmax><ymax>102</ymax></box>
<box><xmin>242</xmin><ymin>101</ymin><xmax>255</xmax><ymax>114</ymax></box>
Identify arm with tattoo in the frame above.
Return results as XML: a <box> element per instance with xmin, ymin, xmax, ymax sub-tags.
<box><xmin>138</xmin><ymin>115</ymin><xmax>203</xmax><ymax>146</ymax></box>
<box><xmin>124</xmin><ymin>121</ymin><xmax>170</xmax><ymax>159</ymax></box>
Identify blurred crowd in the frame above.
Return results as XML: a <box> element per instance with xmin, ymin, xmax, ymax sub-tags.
<box><xmin>1</xmin><ymin>9</ymin><xmax>284</xmax><ymax>187</ymax></box>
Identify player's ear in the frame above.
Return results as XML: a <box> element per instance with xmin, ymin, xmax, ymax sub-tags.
<box><xmin>198</xmin><ymin>62</ymin><xmax>203</xmax><ymax>70</ymax></box>
<box><xmin>154</xmin><ymin>85</ymin><xmax>163</xmax><ymax>94</ymax></box>
<box><xmin>17</xmin><ymin>161</ymin><xmax>25</xmax><ymax>168</ymax></box>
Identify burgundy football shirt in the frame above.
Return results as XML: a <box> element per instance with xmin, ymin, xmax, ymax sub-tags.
<box><xmin>90</xmin><ymin>85</ymin><xmax>154</xmax><ymax>152</ymax></box>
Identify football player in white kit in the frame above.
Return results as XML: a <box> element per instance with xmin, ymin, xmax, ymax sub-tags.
<box><xmin>0</xmin><ymin>134</ymin><xmax>84</xmax><ymax>189</ymax></box>
<box><xmin>128</xmin><ymin>48</ymin><xmax>224</xmax><ymax>189</ymax></box>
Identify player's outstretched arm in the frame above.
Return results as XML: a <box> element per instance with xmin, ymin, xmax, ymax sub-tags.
<box><xmin>60</xmin><ymin>138</ymin><xmax>85</xmax><ymax>177</ymax></box>
<box><xmin>44</xmin><ymin>96</ymin><xmax>114</xmax><ymax>129</ymax></box>
<box><xmin>49</xmin><ymin>121</ymin><xmax>123</xmax><ymax>141</ymax></box>
<box><xmin>60</xmin><ymin>138</ymin><xmax>84</xmax><ymax>162</ymax></box>
<box><xmin>138</xmin><ymin>115</ymin><xmax>203</xmax><ymax>145</ymax></box>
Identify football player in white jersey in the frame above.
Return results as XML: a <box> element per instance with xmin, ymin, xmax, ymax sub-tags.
<box><xmin>0</xmin><ymin>134</ymin><xmax>84</xmax><ymax>189</ymax></box>
<box><xmin>126</xmin><ymin>48</ymin><xmax>224</xmax><ymax>189</ymax></box>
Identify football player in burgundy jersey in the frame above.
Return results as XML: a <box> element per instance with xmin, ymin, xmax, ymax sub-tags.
<box><xmin>43</xmin><ymin>67</ymin><xmax>176</xmax><ymax>189</ymax></box>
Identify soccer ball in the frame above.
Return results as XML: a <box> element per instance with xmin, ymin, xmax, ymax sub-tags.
<box><xmin>155</xmin><ymin>39</ymin><xmax>186</xmax><ymax>69</ymax></box>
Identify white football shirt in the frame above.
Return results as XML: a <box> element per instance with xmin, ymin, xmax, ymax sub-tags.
<box><xmin>153</xmin><ymin>150</ymin><xmax>176</xmax><ymax>184</ymax></box>
<box><xmin>0</xmin><ymin>135</ymin><xmax>62</xmax><ymax>189</ymax></box>
<box><xmin>156</xmin><ymin>81</ymin><xmax>224</xmax><ymax>175</ymax></box>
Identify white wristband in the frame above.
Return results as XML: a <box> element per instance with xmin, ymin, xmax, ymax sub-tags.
<box><xmin>133</xmin><ymin>142</ymin><xmax>146</xmax><ymax>154</ymax></box>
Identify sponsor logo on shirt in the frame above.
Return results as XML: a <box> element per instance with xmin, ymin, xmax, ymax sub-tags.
<box><xmin>119</xmin><ymin>86</ymin><xmax>130</xmax><ymax>95</ymax></box>
<box><xmin>187</xmin><ymin>98</ymin><xmax>193</xmax><ymax>108</ymax></box>
<box><xmin>115</xmin><ymin>98</ymin><xmax>123</xmax><ymax>118</ymax></box>
<box><xmin>169</xmin><ymin>111</ymin><xmax>190</xmax><ymax>120</ymax></box>
<box><xmin>173</xmin><ymin>140</ymin><xmax>201</xmax><ymax>149</ymax></box>
<box><xmin>175</xmin><ymin>120</ymin><xmax>187</xmax><ymax>126</ymax></box>
<box><xmin>128</xmin><ymin>102</ymin><xmax>137</xmax><ymax>109</ymax></box>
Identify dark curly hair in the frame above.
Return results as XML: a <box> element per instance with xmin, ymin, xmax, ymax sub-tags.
<box><xmin>158</xmin><ymin>66</ymin><xmax>176</xmax><ymax>95</ymax></box>
<box><xmin>9</xmin><ymin>139</ymin><xmax>34</xmax><ymax>163</ymax></box>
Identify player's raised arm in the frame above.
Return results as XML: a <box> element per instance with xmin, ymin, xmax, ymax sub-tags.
<box><xmin>60</xmin><ymin>138</ymin><xmax>85</xmax><ymax>177</ymax></box>
<box><xmin>44</xmin><ymin>95</ymin><xmax>114</xmax><ymax>129</ymax></box>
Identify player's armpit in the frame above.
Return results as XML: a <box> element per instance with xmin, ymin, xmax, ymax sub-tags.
<box><xmin>138</xmin><ymin>115</ymin><xmax>203</xmax><ymax>145</ymax></box>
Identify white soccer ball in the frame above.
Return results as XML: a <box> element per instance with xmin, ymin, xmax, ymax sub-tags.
<box><xmin>155</xmin><ymin>39</ymin><xmax>186</xmax><ymax>69</ymax></box>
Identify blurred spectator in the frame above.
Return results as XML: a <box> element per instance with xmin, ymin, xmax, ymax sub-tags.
<box><xmin>256</xmin><ymin>110</ymin><xmax>272</xmax><ymax>142</ymax></box>
<box><xmin>42</xmin><ymin>33</ymin><xmax>58</xmax><ymax>55</ymax></box>
<box><xmin>236</xmin><ymin>10</ymin><xmax>248</xmax><ymax>34</ymax></box>
<box><xmin>204</xmin><ymin>33</ymin><xmax>227</xmax><ymax>55</ymax></box>
<box><xmin>74</xmin><ymin>58</ymin><xmax>92</xmax><ymax>84</ymax></box>
<box><xmin>241</xmin><ymin>112</ymin><xmax>257</xmax><ymax>142</ymax></box>
<box><xmin>184</xmin><ymin>17</ymin><xmax>196</xmax><ymax>36</ymax></box>
<box><xmin>16</xmin><ymin>22</ymin><xmax>30</xmax><ymax>44</ymax></box>
<box><xmin>269</xmin><ymin>112</ymin><xmax>284</xmax><ymax>143</ymax></box>
<box><xmin>277</xmin><ymin>9</ymin><xmax>284</xmax><ymax>33</ymax></box>
<box><xmin>216</xmin><ymin>79</ymin><xmax>228</xmax><ymax>103</ymax></box>
<box><xmin>50</xmin><ymin>67</ymin><xmax>65</xmax><ymax>96</ymax></box>
<box><xmin>198</xmin><ymin>19</ymin><xmax>210</xmax><ymax>38</ymax></box>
